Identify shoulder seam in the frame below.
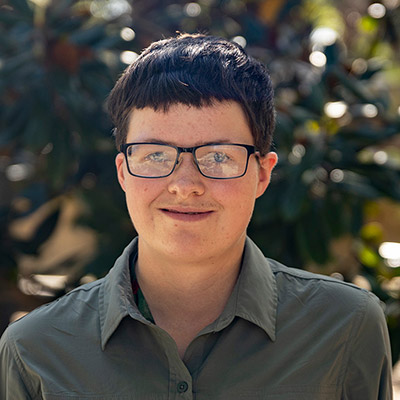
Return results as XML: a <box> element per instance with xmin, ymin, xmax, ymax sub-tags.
<box><xmin>5</xmin><ymin>328</ymin><xmax>40</xmax><ymax>399</ymax></box>
<box><xmin>63</xmin><ymin>278</ymin><xmax>103</xmax><ymax>297</ymax></box>
<box><xmin>268</xmin><ymin>259</ymin><xmax>367</xmax><ymax>293</ymax></box>
<box><xmin>339</xmin><ymin>289</ymin><xmax>370</xmax><ymax>395</ymax></box>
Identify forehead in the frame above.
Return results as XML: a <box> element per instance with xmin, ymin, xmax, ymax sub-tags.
<box><xmin>126</xmin><ymin>101</ymin><xmax>254</xmax><ymax>146</ymax></box>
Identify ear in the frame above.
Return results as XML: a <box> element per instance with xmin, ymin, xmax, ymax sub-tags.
<box><xmin>256</xmin><ymin>152</ymin><xmax>278</xmax><ymax>199</ymax></box>
<box><xmin>115</xmin><ymin>153</ymin><xmax>127</xmax><ymax>192</ymax></box>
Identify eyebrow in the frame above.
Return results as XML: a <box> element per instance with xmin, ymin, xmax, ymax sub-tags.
<box><xmin>140</xmin><ymin>138</ymin><xmax>234</xmax><ymax>146</ymax></box>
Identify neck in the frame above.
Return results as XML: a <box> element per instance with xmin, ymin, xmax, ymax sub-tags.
<box><xmin>134</xmin><ymin>236</ymin><xmax>245</xmax><ymax>358</ymax></box>
<box><xmin>135</xmin><ymin>236</ymin><xmax>244</xmax><ymax>322</ymax></box>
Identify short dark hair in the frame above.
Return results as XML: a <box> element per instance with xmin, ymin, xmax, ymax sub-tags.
<box><xmin>107</xmin><ymin>33</ymin><xmax>275</xmax><ymax>155</ymax></box>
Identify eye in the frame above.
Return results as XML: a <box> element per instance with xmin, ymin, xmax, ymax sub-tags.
<box><xmin>145</xmin><ymin>151</ymin><xmax>170</xmax><ymax>162</ymax></box>
<box><xmin>212</xmin><ymin>152</ymin><xmax>229</xmax><ymax>163</ymax></box>
<box><xmin>198</xmin><ymin>150</ymin><xmax>233</xmax><ymax>166</ymax></box>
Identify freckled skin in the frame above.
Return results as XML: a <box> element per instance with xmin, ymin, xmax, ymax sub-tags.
<box><xmin>115</xmin><ymin>101</ymin><xmax>277</xmax><ymax>266</ymax></box>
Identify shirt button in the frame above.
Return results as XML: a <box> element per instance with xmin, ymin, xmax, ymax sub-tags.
<box><xmin>177</xmin><ymin>381</ymin><xmax>188</xmax><ymax>393</ymax></box>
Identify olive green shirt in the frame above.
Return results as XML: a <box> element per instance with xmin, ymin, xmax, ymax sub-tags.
<box><xmin>0</xmin><ymin>237</ymin><xmax>392</xmax><ymax>399</ymax></box>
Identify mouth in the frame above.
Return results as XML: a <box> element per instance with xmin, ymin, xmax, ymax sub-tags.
<box><xmin>160</xmin><ymin>208</ymin><xmax>214</xmax><ymax>220</ymax></box>
<box><xmin>162</xmin><ymin>209</ymin><xmax>210</xmax><ymax>215</ymax></box>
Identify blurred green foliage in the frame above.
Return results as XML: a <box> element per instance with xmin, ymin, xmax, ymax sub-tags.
<box><xmin>1</xmin><ymin>0</ymin><xmax>400</xmax><ymax>360</ymax></box>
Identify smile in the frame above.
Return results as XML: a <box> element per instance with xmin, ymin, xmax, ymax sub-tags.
<box><xmin>160</xmin><ymin>208</ymin><xmax>213</xmax><ymax>221</ymax></box>
<box><xmin>164</xmin><ymin>209</ymin><xmax>208</xmax><ymax>215</ymax></box>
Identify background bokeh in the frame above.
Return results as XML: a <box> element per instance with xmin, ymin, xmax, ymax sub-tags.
<box><xmin>1</xmin><ymin>0</ymin><xmax>400</xmax><ymax>365</ymax></box>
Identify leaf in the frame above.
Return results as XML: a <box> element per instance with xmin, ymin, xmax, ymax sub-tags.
<box><xmin>295</xmin><ymin>206</ymin><xmax>331</xmax><ymax>265</ymax></box>
<box><xmin>281</xmin><ymin>170</ymin><xmax>308</xmax><ymax>220</ymax></box>
<box><xmin>6</xmin><ymin>0</ymin><xmax>33</xmax><ymax>17</ymax></box>
<box><xmin>329</xmin><ymin>67</ymin><xmax>374</xmax><ymax>104</ymax></box>
<box><xmin>359</xmin><ymin>245</ymin><xmax>380</xmax><ymax>268</ymax></box>
<box><xmin>69</xmin><ymin>24</ymin><xmax>107</xmax><ymax>46</ymax></box>
<box><xmin>336</xmin><ymin>170</ymin><xmax>381</xmax><ymax>199</ymax></box>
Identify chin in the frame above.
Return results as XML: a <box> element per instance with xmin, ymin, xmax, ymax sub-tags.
<box><xmin>161</xmin><ymin>235</ymin><xmax>217</xmax><ymax>259</ymax></box>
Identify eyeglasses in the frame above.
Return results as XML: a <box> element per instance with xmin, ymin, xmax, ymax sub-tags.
<box><xmin>120</xmin><ymin>142</ymin><xmax>257</xmax><ymax>179</ymax></box>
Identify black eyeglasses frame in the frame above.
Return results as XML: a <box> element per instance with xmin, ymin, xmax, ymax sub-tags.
<box><xmin>120</xmin><ymin>142</ymin><xmax>258</xmax><ymax>180</ymax></box>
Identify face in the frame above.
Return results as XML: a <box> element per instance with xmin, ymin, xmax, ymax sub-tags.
<box><xmin>116</xmin><ymin>101</ymin><xmax>277</xmax><ymax>265</ymax></box>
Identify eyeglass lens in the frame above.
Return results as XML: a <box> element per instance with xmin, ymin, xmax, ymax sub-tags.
<box><xmin>125</xmin><ymin>144</ymin><xmax>250</xmax><ymax>178</ymax></box>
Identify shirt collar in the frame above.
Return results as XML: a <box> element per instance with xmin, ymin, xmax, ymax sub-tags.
<box><xmin>233</xmin><ymin>236</ymin><xmax>277</xmax><ymax>341</ymax></box>
<box><xmin>99</xmin><ymin>237</ymin><xmax>147</xmax><ymax>350</ymax></box>
<box><xmin>99</xmin><ymin>236</ymin><xmax>277</xmax><ymax>349</ymax></box>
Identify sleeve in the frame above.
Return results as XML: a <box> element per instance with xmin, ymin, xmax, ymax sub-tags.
<box><xmin>342</xmin><ymin>291</ymin><xmax>393</xmax><ymax>400</ymax></box>
<box><xmin>0</xmin><ymin>327</ymin><xmax>34</xmax><ymax>400</ymax></box>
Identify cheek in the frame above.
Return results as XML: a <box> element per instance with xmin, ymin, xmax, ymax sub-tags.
<box><xmin>124</xmin><ymin>180</ymin><xmax>156</xmax><ymax>218</ymax></box>
<box><xmin>217</xmin><ymin>182</ymin><xmax>256</xmax><ymax>219</ymax></box>
<box><xmin>125</xmin><ymin>177</ymin><xmax>154</xmax><ymax>195</ymax></box>
<box><xmin>235</xmin><ymin>196</ymin><xmax>256</xmax><ymax>223</ymax></box>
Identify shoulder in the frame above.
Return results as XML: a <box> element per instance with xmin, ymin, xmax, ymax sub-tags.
<box><xmin>269</xmin><ymin>257</ymin><xmax>373</xmax><ymax>296</ymax></box>
<box><xmin>263</xmin><ymin>259</ymin><xmax>392</xmax><ymax>398</ymax></box>
<box><xmin>0</xmin><ymin>278</ymin><xmax>109</xmax><ymax>397</ymax></box>
<box><xmin>3</xmin><ymin>278</ymin><xmax>104</xmax><ymax>346</ymax></box>
<box><xmin>267</xmin><ymin>258</ymin><xmax>384</xmax><ymax>323</ymax></box>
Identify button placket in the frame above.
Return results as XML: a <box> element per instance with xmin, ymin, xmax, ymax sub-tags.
<box><xmin>159</xmin><ymin>333</ymin><xmax>193</xmax><ymax>399</ymax></box>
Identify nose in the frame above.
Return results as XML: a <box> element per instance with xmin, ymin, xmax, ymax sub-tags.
<box><xmin>167</xmin><ymin>153</ymin><xmax>205</xmax><ymax>198</ymax></box>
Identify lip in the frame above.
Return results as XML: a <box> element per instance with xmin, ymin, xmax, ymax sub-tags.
<box><xmin>160</xmin><ymin>207</ymin><xmax>214</xmax><ymax>222</ymax></box>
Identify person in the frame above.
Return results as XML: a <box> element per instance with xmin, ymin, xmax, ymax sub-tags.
<box><xmin>0</xmin><ymin>33</ymin><xmax>393</xmax><ymax>399</ymax></box>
